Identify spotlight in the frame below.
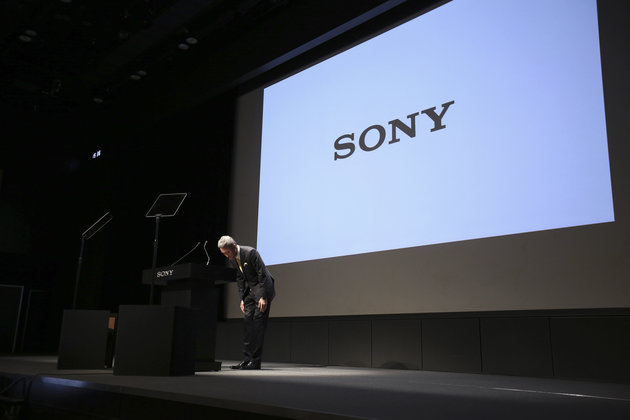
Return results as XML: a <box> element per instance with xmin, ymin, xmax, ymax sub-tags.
<box><xmin>129</xmin><ymin>74</ymin><xmax>141</xmax><ymax>80</ymax></box>
<box><xmin>178</xmin><ymin>43</ymin><xmax>189</xmax><ymax>51</ymax></box>
<box><xmin>137</xmin><ymin>70</ymin><xmax>147</xmax><ymax>77</ymax></box>
<box><xmin>18</xmin><ymin>34</ymin><xmax>32</xmax><ymax>42</ymax></box>
<box><xmin>24</xmin><ymin>29</ymin><xmax>38</xmax><ymax>37</ymax></box>
<box><xmin>185</xmin><ymin>37</ymin><xmax>198</xmax><ymax>45</ymax></box>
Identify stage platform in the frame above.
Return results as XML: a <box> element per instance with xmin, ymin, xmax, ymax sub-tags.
<box><xmin>1</xmin><ymin>355</ymin><xmax>630</xmax><ymax>419</ymax></box>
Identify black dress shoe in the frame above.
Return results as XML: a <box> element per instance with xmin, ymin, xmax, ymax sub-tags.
<box><xmin>241</xmin><ymin>362</ymin><xmax>261</xmax><ymax>370</ymax></box>
<box><xmin>231</xmin><ymin>360</ymin><xmax>250</xmax><ymax>369</ymax></box>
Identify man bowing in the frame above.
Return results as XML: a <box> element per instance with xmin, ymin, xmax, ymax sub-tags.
<box><xmin>218</xmin><ymin>235</ymin><xmax>275</xmax><ymax>370</ymax></box>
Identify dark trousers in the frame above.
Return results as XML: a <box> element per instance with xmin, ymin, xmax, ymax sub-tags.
<box><xmin>242</xmin><ymin>295</ymin><xmax>271</xmax><ymax>364</ymax></box>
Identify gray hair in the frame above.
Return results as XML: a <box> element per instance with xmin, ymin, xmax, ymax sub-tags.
<box><xmin>217</xmin><ymin>235</ymin><xmax>237</xmax><ymax>248</ymax></box>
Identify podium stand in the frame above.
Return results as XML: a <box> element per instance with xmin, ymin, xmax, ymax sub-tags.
<box><xmin>141</xmin><ymin>263</ymin><xmax>235</xmax><ymax>371</ymax></box>
<box><xmin>114</xmin><ymin>305</ymin><xmax>195</xmax><ymax>376</ymax></box>
<box><xmin>57</xmin><ymin>310</ymin><xmax>111</xmax><ymax>369</ymax></box>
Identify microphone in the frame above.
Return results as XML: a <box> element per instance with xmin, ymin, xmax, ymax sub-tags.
<box><xmin>170</xmin><ymin>242</ymin><xmax>200</xmax><ymax>266</ymax></box>
<box><xmin>203</xmin><ymin>240</ymin><xmax>210</xmax><ymax>265</ymax></box>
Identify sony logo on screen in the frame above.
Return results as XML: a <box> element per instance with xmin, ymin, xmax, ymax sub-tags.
<box><xmin>333</xmin><ymin>100</ymin><xmax>454</xmax><ymax>160</ymax></box>
<box><xmin>156</xmin><ymin>270</ymin><xmax>174</xmax><ymax>277</ymax></box>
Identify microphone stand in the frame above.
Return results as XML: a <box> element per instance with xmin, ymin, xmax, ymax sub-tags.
<box><xmin>150</xmin><ymin>215</ymin><xmax>161</xmax><ymax>305</ymax></box>
<box><xmin>203</xmin><ymin>240</ymin><xmax>210</xmax><ymax>265</ymax></box>
<box><xmin>73</xmin><ymin>238</ymin><xmax>86</xmax><ymax>309</ymax></box>
<box><xmin>170</xmin><ymin>242</ymin><xmax>201</xmax><ymax>266</ymax></box>
<box><xmin>72</xmin><ymin>212</ymin><xmax>113</xmax><ymax>309</ymax></box>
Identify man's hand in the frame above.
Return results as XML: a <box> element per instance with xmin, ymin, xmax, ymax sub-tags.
<box><xmin>240</xmin><ymin>300</ymin><xmax>245</xmax><ymax>313</ymax></box>
<box><xmin>258</xmin><ymin>297</ymin><xmax>267</xmax><ymax>313</ymax></box>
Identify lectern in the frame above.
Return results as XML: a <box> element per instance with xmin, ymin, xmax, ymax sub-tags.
<box><xmin>114</xmin><ymin>304</ymin><xmax>195</xmax><ymax>376</ymax></box>
<box><xmin>143</xmin><ymin>263</ymin><xmax>235</xmax><ymax>371</ymax></box>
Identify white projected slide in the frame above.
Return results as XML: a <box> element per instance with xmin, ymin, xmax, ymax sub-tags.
<box><xmin>257</xmin><ymin>0</ymin><xmax>613</xmax><ymax>265</ymax></box>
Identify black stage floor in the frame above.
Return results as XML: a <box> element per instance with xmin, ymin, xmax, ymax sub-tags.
<box><xmin>1</xmin><ymin>355</ymin><xmax>630</xmax><ymax>419</ymax></box>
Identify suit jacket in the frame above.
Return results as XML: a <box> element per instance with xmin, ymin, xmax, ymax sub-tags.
<box><xmin>229</xmin><ymin>245</ymin><xmax>275</xmax><ymax>303</ymax></box>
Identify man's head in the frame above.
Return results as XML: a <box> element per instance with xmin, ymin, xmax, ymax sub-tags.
<box><xmin>218</xmin><ymin>235</ymin><xmax>238</xmax><ymax>260</ymax></box>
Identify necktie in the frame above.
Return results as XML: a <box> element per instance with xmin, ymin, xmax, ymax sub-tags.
<box><xmin>236</xmin><ymin>255</ymin><xmax>243</xmax><ymax>273</ymax></box>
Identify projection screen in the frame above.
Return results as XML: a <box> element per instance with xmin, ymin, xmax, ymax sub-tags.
<box><xmin>225</xmin><ymin>0</ymin><xmax>630</xmax><ymax>318</ymax></box>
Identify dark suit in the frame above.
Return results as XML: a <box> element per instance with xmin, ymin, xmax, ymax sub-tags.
<box><xmin>228</xmin><ymin>245</ymin><xmax>275</xmax><ymax>365</ymax></box>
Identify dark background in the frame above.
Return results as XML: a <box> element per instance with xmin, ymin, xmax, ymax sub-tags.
<box><xmin>1</xmin><ymin>0</ymin><xmax>437</xmax><ymax>351</ymax></box>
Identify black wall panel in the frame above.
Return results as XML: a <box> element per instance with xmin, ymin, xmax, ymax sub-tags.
<box><xmin>480</xmin><ymin>317</ymin><xmax>553</xmax><ymax>377</ymax></box>
<box><xmin>421</xmin><ymin>318</ymin><xmax>481</xmax><ymax>373</ymax></box>
<box><xmin>290</xmin><ymin>321</ymin><xmax>328</xmax><ymax>365</ymax></box>
<box><xmin>264</xmin><ymin>320</ymin><xmax>291</xmax><ymax>363</ymax></box>
<box><xmin>329</xmin><ymin>320</ymin><xmax>371</xmax><ymax>367</ymax></box>
<box><xmin>372</xmin><ymin>319</ymin><xmax>421</xmax><ymax>370</ymax></box>
<box><xmin>215</xmin><ymin>320</ymin><xmax>242</xmax><ymax>360</ymax></box>
<box><xmin>550</xmin><ymin>316</ymin><xmax>630</xmax><ymax>382</ymax></box>
<box><xmin>216</xmin><ymin>310</ymin><xmax>630</xmax><ymax>383</ymax></box>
